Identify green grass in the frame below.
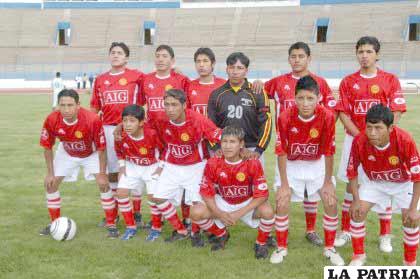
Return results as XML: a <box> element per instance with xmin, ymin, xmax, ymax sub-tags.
<box><xmin>0</xmin><ymin>94</ymin><xmax>419</xmax><ymax>279</ymax></box>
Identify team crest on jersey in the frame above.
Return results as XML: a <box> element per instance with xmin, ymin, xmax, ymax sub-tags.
<box><xmin>368</xmin><ymin>155</ymin><xmax>376</xmax><ymax>161</ymax></box>
<box><xmin>370</xmin><ymin>85</ymin><xmax>380</xmax><ymax>94</ymax></box>
<box><xmin>236</xmin><ymin>172</ymin><xmax>246</xmax><ymax>182</ymax></box>
<box><xmin>257</xmin><ymin>183</ymin><xmax>268</xmax><ymax>191</ymax></box>
<box><xmin>139</xmin><ymin>147</ymin><xmax>148</xmax><ymax>155</ymax></box>
<box><xmin>284</xmin><ymin>84</ymin><xmax>291</xmax><ymax>91</ymax></box>
<box><xmin>180</xmin><ymin>133</ymin><xmax>190</xmax><ymax>142</ymax></box>
<box><xmin>165</xmin><ymin>84</ymin><xmax>173</xmax><ymax>91</ymax></box>
<box><xmin>309</xmin><ymin>128</ymin><xmax>319</xmax><ymax>139</ymax></box>
<box><xmin>388</xmin><ymin>156</ymin><xmax>399</xmax><ymax>166</ymax></box>
<box><xmin>75</xmin><ymin>131</ymin><xmax>83</xmax><ymax>139</ymax></box>
<box><xmin>119</xmin><ymin>78</ymin><xmax>128</xmax><ymax>86</ymax></box>
<box><xmin>58</xmin><ymin>128</ymin><xmax>66</xmax><ymax>135</ymax></box>
<box><xmin>411</xmin><ymin>165</ymin><xmax>420</xmax><ymax>174</ymax></box>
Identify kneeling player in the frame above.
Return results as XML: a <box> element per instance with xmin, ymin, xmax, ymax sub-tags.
<box><xmin>39</xmin><ymin>89</ymin><xmax>117</xmax><ymax>237</ymax></box>
<box><xmin>347</xmin><ymin>104</ymin><xmax>420</xmax><ymax>266</ymax></box>
<box><xmin>114</xmin><ymin>105</ymin><xmax>164</xmax><ymax>240</ymax></box>
<box><xmin>190</xmin><ymin>126</ymin><xmax>275</xmax><ymax>259</ymax></box>
<box><xmin>271</xmin><ymin>76</ymin><xmax>344</xmax><ymax>265</ymax></box>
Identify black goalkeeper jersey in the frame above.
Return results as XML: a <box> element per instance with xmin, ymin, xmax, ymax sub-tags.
<box><xmin>207</xmin><ymin>80</ymin><xmax>272</xmax><ymax>154</ymax></box>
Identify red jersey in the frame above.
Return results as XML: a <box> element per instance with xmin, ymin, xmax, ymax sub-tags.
<box><xmin>40</xmin><ymin>108</ymin><xmax>106</xmax><ymax>158</ymax></box>
<box><xmin>140</xmin><ymin>71</ymin><xmax>190</xmax><ymax>122</ymax></box>
<box><xmin>90</xmin><ymin>68</ymin><xmax>143</xmax><ymax>125</ymax></box>
<box><xmin>186</xmin><ymin>76</ymin><xmax>225</xmax><ymax>117</ymax></box>
<box><xmin>199</xmin><ymin>157</ymin><xmax>269</xmax><ymax>205</ymax></box>
<box><xmin>336</xmin><ymin>69</ymin><xmax>406</xmax><ymax>135</ymax></box>
<box><xmin>114</xmin><ymin>128</ymin><xmax>163</xmax><ymax>166</ymax></box>
<box><xmin>264</xmin><ymin>72</ymin><xmax>336</xmax><ymax>128</ymax></box>
<box><xmin>275</xmin><ymin>105</ymin><xmax>335</xmax><ymax>161</ymax></box>
<box><xmin>347</xmin><ymin>127</ymin><xmax>420</xmax><ymax>183</ymax></box>
<box><xmin>154</xmin><ymin>109</ymin><xmax>221</xmax><ymax>165</ymax></box>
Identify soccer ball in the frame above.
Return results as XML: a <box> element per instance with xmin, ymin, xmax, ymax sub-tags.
<box><xmin>50</xmin><ymin>217</ymin><xmax>77</xmax><ymax>241</ymax></box>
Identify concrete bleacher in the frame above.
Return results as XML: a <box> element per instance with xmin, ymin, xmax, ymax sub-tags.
<box><xmin>0</xmin><ymin>1</ymin><xmax>419</xmax><ymax>81</ymax></box>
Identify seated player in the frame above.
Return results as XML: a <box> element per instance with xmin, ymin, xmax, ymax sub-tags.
<box><xmin>271</xmin><ymin>76</ymin><xmax>344</xmax><ymax>265</ymax></box>
<box><xmin>39</xmin><ymin>89</ymin><xmax>118</xmax><ymax>238</ymax></box>
<box><xmin>347</xmin><ymin>104</ymin><xmax>420</xmax><ymax>266</ymax></box>
<box><xmin>147</xmin><ymin>89</ymin><xmax>222</xmax><ymax>242</ymax></box>
<box><xmin>190</xmin><ymin>126</ymin><xmax>275</xmax><ymax>259</ymax></box>
<box><xmin>114</xmin><ymin>105</ymin><xmax>164</xmax><ymax>240</ymax></box>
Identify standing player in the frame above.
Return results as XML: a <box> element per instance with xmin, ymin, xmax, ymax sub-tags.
<box><xmin>347</xmin><ymin>104</ymin><xmax>419</xmax><ymax>266</ymax></box>
<box><xmin>114</xmin><ymin>105</ymin><xmax>164</xmax><ymax>240</ymax></box>
<box><xmin>51</xmin><ymin>72</ymin><xmax>65</xmax><ymax>110</ymax></box>
<box><xmin>271</xmin><ymin>76</ymin><xmax>344</xmax><ymax>266</ymax></box>
<box><xmin>146</xmin><ymin>89</ymin><xmax>221</xmax><ymax>242</ymax></box>
<box><xmin>39</xmin><ymin>89</ymin><xmax>118</xmax><ymax>237</ymax></box>
<box><xmin>90</xmin><ymin>42</ymin><xmax>144</xmax><ymax>227</ymax></box>
<box><xmin>190</xmin><ymin>126</ymin><xmax>275</xmax><ymax>259</ymax></box>
<box><xmin>264</xmin><ymin>42</ymin><xmax>337</xmax><ymax>246</ymax></box>
<box><xmin>335</xmin><ymin>36</ymin><xmax>406</xmax><ymax>250</ymax></box>
<box><xmin>208</xmin><ymin>52</ymin><xmax>272</xmax><ymax>160</ymax></box>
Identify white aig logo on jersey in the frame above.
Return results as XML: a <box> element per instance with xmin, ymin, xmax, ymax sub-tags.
<box><xmin>103</xmin><ymin>90</ymin><xmax>128</xmax><ymax>104</ymax></box>
<box><xmin>148</xmin><ymin>97</ymin><xmax>164</xmax><ymax>111</ymax></box>
<box><xmin>168</xmin><ymin>143</ymin><xmax>193</xmax><ymax>158</ymax></box>
<box><xmin>291</xmin><ymin>143</ymin><xmax>319</xmax><ymax>156</ymax></box>
<box><xmin>370</xmin><ymin>169</ymin><xmax>402</xmax><ymax>181</ymax></box>
<box><xmin>221</xmin><ymin>186</ymin><xmax>249</xmax><ymax>198</ymax></box>
<box><xmin>63</xmin><ymin>141</ymin><xmax>86</xmax><ymax>152</ymax></box>
<box><xmin>354</xmin><ymin>99</ymin><xmax>380</xmax><ymax>114</ymax></box>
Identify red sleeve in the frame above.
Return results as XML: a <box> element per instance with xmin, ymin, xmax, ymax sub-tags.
<box><xmin>336</xmin><ymin>79</ymin><xmax>351</xmax><ymax>114</ymax></box>
<box><xmin>264</xmin><ymin>78</ymin><xmax>276</xmax><ymax>99</ymax></box>
<box><xmin>182</xmin><ymin>75</ymin><xmax>191</xmax><ymax>93</ymax></box>
<box><xmin>387</xmin><ymin>76</ymin><xmax>407</xmax><ymax>113</ymax></box>
<box><xmin>40</xmin><ymin>116</ymin><xmax>56</xmax><ymax>149</ymax></box>
<box><xmin>92</xmin><ymin>117</ymin><xmax>106</xmax><ymax>151</ymax></box>
<box><xmin>320</xmin><ymin>79</ymin><xmax>337</xmax><ymax>112</ymax></box>
<box><xmin>185</xmin><ymin>85</ymin><xmax>192</xmax><ymax>109</ymax></box>
<box><xmin>152</xmin><ymin>129</ymin><xmax>165</xmax><ymax>161</ymax></box>
<box><xmin>114</xmin><ymin>137</ymin><xmax>124</xmax><ymax>160</ymax></box>
<box><xmin>321</xmin><ymin>110</ymin><xmax>336</xmax><ymax>156</ymax></box>
<box><xmin>90</xmin><ymin>77</ymin><xmax>101</xmax><ymax>111</ymax></box>
<box><xmin>275</xmin><ymin>112</ymin><xmax>287</xmax><ymax>156</ymax></box>
<box><xmin>136</xmin><ymin>71</ymin><xmax>145</xmax><ymax>106</ymax></box>
<box><xmin>200</xmin><ymin>114</ymin><xmax>222</xmax><ymax>144</ymax></box>
<box><xmin>346</xmin><ymin>137</ymin><xmax>361</xmax><ymax>180</ymax></box>
<box><xmin>403</xmin><ymin>136</ymin><xmax>420</xmax><ymax>182</ymax></box>
<box><xmin>250</xmin><ymin>160</ymin><xmax>269</xmax><ymax>199</ymax></box>
<box><xmin>199</xmin><ymin>161</ymin><xmax>217</xmax><ymax>198</ymax></box>
<box><xmin>138</xmin><ymin>81</ymin><xmax>146</xmax><ymax>106</ymax></box>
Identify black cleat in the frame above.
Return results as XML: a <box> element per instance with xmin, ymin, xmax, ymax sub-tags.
<box><xmin>165</xmin><ymin>230</ymin><xmax>189</xmax><ymax>243</ymax></box>
<box><xmin>107</xmin><ymin>227</ymin><xmax>119</xmax><ymax>239</ymax></box>
<box><xmin>306</xmin><ymin>231</ymin><xmax>323</xmax><ymax>246</ymax></box>
<box><xmin>211</xmin><ymin>233</ymin><xmax>229</xmax><ymax>251</ymax></box>
<box><xmin>266</xmin><ymin>235</ymin><xmax>276</xmax><ymax>248</ymax></box>
<box><xmin>183</xmin><ymin>219</ymin><xmax>192</xmax><ymax>233</ymax></box>
<box><xmin>98</xmin><ymin>216</ymin><xmax>120</xmax><ymax>227</ymax></box>
<box><xmin>254</xmin><ymin>243</ymin><xmax>269</xmax><ymax>259</ymax></box>
<box><xmin>134</xmin><ymin>213</ymin><xmax>145</xmax><ymax>229</ymax></box>
<box><xmin>39</xmin><ymin>224</ymin><xmax>51</xmax><ymax>236</ymax></box>
<box><xmin>191</xmin><ymin>233</ymin><xmax>205</xmax><ymax>248</ymax></box>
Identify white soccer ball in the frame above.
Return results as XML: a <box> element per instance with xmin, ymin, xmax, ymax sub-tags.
<box><xmin>50</xmin><ymin>217</ymin><xmax>77</xmax><ymax>241</ymax></box>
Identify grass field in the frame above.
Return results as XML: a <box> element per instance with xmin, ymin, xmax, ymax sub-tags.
<box><xmin>0</xmin><ymin>93</ymin><xmax>419</xmax><ymax>279</ymax></box>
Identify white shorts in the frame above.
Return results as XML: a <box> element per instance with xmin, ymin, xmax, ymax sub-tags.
<box><xmin>274</xmin><ymin>157</ymin><xmax>336</xmax><ymax>202</ymax></box>
<box><xmin>154</xmin><ymin>161</ymin><xmax>206</xmax><ymax>206</ymax></box>
<box><xmin>54</xmin><ymin>143</ymin><xmax>99</xmax><ymax>182</ymax></box>
<box><xmin>337</xmin><ymin>134</ymin><xmax>354</xmax><ymax>183</ymax></box>
<box><xmin>213</xmin><ymin>195</ymin><xmax>259</xmax><ymax>229</ymax></box>
<box><xmin>358</xmin><ymin>168</ymin><xmax>414</xmax><ymax>212</ymax></box>
<box><xmin>104</xmin><ymin>125</ymin><xmax>119</xmax><ymax>173</ymax></box>
<box><xmin>117</xmin><ymin>161</ymin><xmax>159</xmax><ymax>195</ymax></box>
<box><xmin>52</xmin><ymin>91</ymin><xmax>59</xmax><ymax>108</ymax></box>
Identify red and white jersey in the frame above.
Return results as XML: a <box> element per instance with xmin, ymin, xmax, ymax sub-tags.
<box><xmin>186</xmin><ymin>76</ymin><xmax>225</xmax><ymax>117</ymax></box>
<box><xmin>90</xmin><ymin>68</ymin><xmax>143</xmax><ymax>125</ymax></box>
<box><xmin>336</xmin><ymin>69</ymin><xmax>406</xmax><ymax>135</ymax></box>
<box><xmin>347</xmin><ymin>127</ymin><xmax>420</xmax><ymax>183</ymax></box>
<box><xmin>275</xmin><ymin>105</ymin><xmax>335</xmax><ymax>161</ymax></box>
<box><xmin>154</xmin><ymin>109</ymin><xmax>221</xmax><ymax>165</ymax></box>
<box><xmin>199</xmin><ymin>157</ymin><xmax>269</xmax><ymax>205</ymax></box>
<box><xmin>40</xmin><ymin>108</ymin><xmax>106</xmax><ymax>158</ymax></box>
<box><xmin>140</xmin><ymin>71</ymin><xmax>190</xmax><ymax>122</ymax></box>
<box><xmin>264</xmin><ymin>72</ymin><xmax>336</xmax><ymax>128</ymax></box>
<box><xmin>114</xmin><ymin>127</ymin><xmax>163</xmax><ymax>166</ymax></box>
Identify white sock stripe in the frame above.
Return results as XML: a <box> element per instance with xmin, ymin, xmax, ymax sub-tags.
<box><xmin>100</xmin><ymin>190</ymin><xmax>113</xmax><ymax>200</ymax></box>
<box><xmin>275</xmin><ymin>215</ymin><xmax>288</xmax><ymax>221</ymax></box>
<box><xmin>156</xmin><ymin>201</ymin><xmax>171</xmax><ymax>210</ymax></box>
<box><xmin>403</xmin><ymin>227</ymin><xmax>419</xmax><ymax>234</ymax></box>
<box><xmin>161</xmin><ymin>207</ymin><xmax>177</xmax><ymax>218</ymax></box>
<box><xmin>275</xmin><ymin>224</ymin><xmax>289</xmax><ymax>231</ymax></box>
<box><xmin>47</xmin><ymin>205</ymin><xmax>61</xmax><ymax>209</ymax></box>
<box><xmin>196</xmin><ymin>219</ymin><xmax>214</xmax><ymax>230</ymax></box>
<box><xmin>147</xmin><ymin>201</ymin><xmax>157</xmax><ymax>206</ymax></box>
<box><xmin>46</xmin><ymin>191</ymin><xmax>60</xmax><ymax>199</ymax></box>
<box><xmin>119</xmin><ymin>206</ymin><xmax>132</xmax><ymax>212</ymax></box>
<box><xmin>109</xmin><ymin>182</ymin><xmax>118</xmax><ymax>189</ymax></box>
<box><xmin>350</xmin><ymin>220</ymin><xmax>365</xmax><ymax>227</ymax></box>
<box><xmin>102</xmin><ymin>205</ymin><xmax>115</xmax><ymax>210</ymax></box>
<box><xmin>47</xmin><ymin>200</ymin><xmax>61</xmax><ymax>205</ymax></box>
<box><xmin>260</xmin><ymin>218</ymin><xmax>275</xmax><ymax>225</ymax></box>
<box><xmin>275</xmin><ymin>220</ymin><xmax>289</xmax><ymax>226</ymax></box>
<box><xmin>344</xmin><ymin>192</ymin><xmax>353</xmax><ymax>201</ymax></box>
<box><xmin>403</xmin><ymin>235</ymin><xmax>420</xmax><ymax>242</ymax></box>
<box><xmin>117</xmin><ymin>197</ymin><xmax>130</xmax><ymax>203</ymax></box>
<box><xmin>304</xmin><ymin>209</ymin><xmax>317</xmax><ymax>213</ymax></box>
<box><xmin>403</xmin><ymin>238</ymin><xmax>420</xmax><ymax>246</ymax></box>
<box><xmin>101</xmin><ymin>200</ymin><xmax>115</xmax><ymax>206</ymax></box>
<box><xmin>323</xmin><ymin>220</ymin><xmax>339</xmax><ymax>227</ymax></box>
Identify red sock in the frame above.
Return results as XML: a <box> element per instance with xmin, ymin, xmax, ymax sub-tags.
<box><xmin>148</xmin><ymin>201</ymin><xmax>162</xmax><ymax>231</ymax></box>
<box><xmin>275</xmin><ymin>215</ymin><xmax>288</xmax><ymax>249</ymax></box>
<box><xmin>191</xmin><ymin>222</ymin><xmax>200</xmax><ymax>235</ymax></box>
<box><xmin>117</xmin><ymin>197</ymin><xmax>136</xmax><ymax>229</ymax></box>
<box><xmin>323</xmin><ymin>214</ymin><xmax>338</xmax><ymax>249</ymax></box>
<box><xmin>195</xmin><ymin>219</ymin><xmax>226</xmax><ymax>237</ymax></box>
<box><xmin>46</xmin><ymin>191</ymin><xmax>61</xmax><ymax>222</ymax></box>
<box><xmin>131</xmin><ymin>194</ymin><xmax>142</xmax><ymax>214</ymax></box>
<box><xmin>111</xmin><ymin>188</ymin><xmax>119</xmax><ymax>217</ymax></box>
<box><xmin>157</xmin><ymin>201</ymin><xmax>186</xmax><ymax>234</ymax></box>
<box><xmin>341</xmin><ymin>197</ymin><xmax>352</xmax><ymax>232</ymax></box>
<box><xmin>350</xmin><ymin>220</ymin><xmax>366</xmax><ymax>256</ymax></box>
<box><xmin>303</xmin><ymin>200</ymin><xmax>317</xmax><ymax>233</ymax></box>
<box><xmin>403</xmin><ymin>227</ymin><xmax>419</xmax><ymax>264</ymax></box>
<box><xmin>256</xmin><ymin>218</ymin><xmax>274</xmax><ymax>245</ymax></box>
<box><xmin>100</xmin><ymin>190</ymin><xmax>116</xmax><ymax>227</ymax></box>
<box><xmin>378</xmin><ymin>207</ymin><xmax>392</xmax><ymax>236</ymax></box>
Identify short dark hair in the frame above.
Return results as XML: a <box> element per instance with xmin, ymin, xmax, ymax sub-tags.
<box><xmin>366</xmin><ymin>104</ymin><xmax>393</xmax><ymax>127</ymax></box>
<box><xmin>58</xmin><ymin>89</ymin><xmax>79</xmax><ymax>103</ymax></box>
<box><xmin>56</xmin><ymin>72</ymin><xmax>60</xmax><ymax>78</ymax></box>
<box><xmin>122</xmin><ymin>105</ymin><xmax>145</xmax><ymax>121</ymax></box>
<box><xmin>295</xmin><ymin>75</ymin><xmax>319</xmax><ymax>96</ymax></box>
<box><xmin>221</xmin><ymin>126</ymin><xmax>245</xmax><ymax>141</ymax></box>
<box><xmin>194</xmin><ymin>47</ymin><xmax>216</xmax><ymax>64</ymax></box>
<box><xmin>164</xmin><ymin>89</ymin><xmax>186</xmax><ymax>104</ymax></box>
<box><xmin>156</xmin><ymin>44</ymin><xmax>175</xmax><ymax>58</ymax></box>
<box><xmin>356</xmin><ymin>36</ymin><xmax>380</xmax><ymax>53</ymax></box>
<box><xmin>109</xmin><ymin>42</ymin><xmax>130</xmax><ymax>57</ymax></box>
<box><xmin>226</xmin><ymin>52</ymin><xmax>250</xmax><ymax>68</ymax></box>
<box><xmin>288</xmin><ymin>42</ymin><xmax>311</xmax><ymax>56</ymax></box>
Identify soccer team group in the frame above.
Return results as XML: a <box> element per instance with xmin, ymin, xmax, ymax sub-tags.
<box><xmin>39</xmin><ymin>36</ymin><xmax>420</xmax><ymax>266</ymax></box>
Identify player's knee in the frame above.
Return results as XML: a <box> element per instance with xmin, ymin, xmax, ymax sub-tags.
<box><xmin>190</xmin><ymin>204</ymin><xmax>206</xmax><ymax>221</ymax></box>
<box><xmin>258</xmin><ymin>202</ymin><xmax>274</xmax><ymax>219</ymax></box>
<box><xmin>116</xmin><ymin>188</ymin><xmax>128</xmax><ymax>198</ymax></box>
<box><xmin>275</xmin><ymin>201</ymin><xmax>288</xmax><ymax>214</ymax></box>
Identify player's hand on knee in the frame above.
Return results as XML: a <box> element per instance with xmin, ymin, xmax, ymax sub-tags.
<box><xmin>320</xmin><ymin>180</ymin><xmax>337</xmax><ymax>207</ymax></box>
<box><xmin>350</xmin><ymin>199</ymin><xmax>362</xmax><ymax>220</ymax></box>
<box><xmin>276</xmin><ymin>184</ymin><xmax>291</xmax><ymax>206</ymax></box>
<box><xmin>404</xmin><ymin>209</ymin><xmax>420</xmax><ymax>227</ymax></box>
<box><xmin>96</xmin><ymin>173</ymin><xmax>109</xmax><ymax>189</ymax></box>
<box><xmin>218</xmin><ymin>211</ymin><xmax>235</xmax><ymax>226</ymax></box>
<box><xmin>44</xmin><ymin>174</ymin><xmax>55</xmax><ymax>189</ymax></box>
